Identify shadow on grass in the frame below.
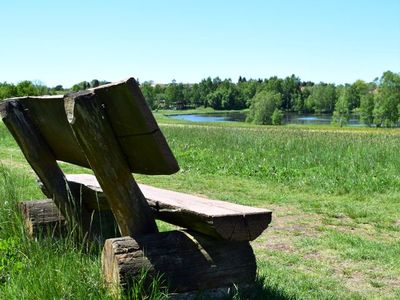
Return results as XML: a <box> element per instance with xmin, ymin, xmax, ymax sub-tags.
<box><xmin>238</xmin><ymin>275</ymin><xmax>290</xmax><ymax>300</ymax></box>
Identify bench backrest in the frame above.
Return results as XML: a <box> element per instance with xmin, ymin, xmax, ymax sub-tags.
<box><xmin>11</xmin><ymin>78</ymin><xmax>179</xmax><ymax>175</ymax></box>
<box><xmin>0</xmin><ymin>78</ymin><xmax>177</xmax><ymax>237</ymax></box>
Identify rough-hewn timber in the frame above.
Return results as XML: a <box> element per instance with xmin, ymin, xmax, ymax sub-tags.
<box><xmin>65</xmin><ymin>93</ymin><xmax>158</xmax><ymax>237</ymax></box>
<box><xmin>142</xmin><ymin>184</ymin><xmax>271</xmax><ymax>241</ymax></box>
<box><xmin>66</xmin><ymin>174</ymin><xmax>272</xmax><ymax>241</ymax></box>
<box><xmin>9</xmin><ymin>78</ymin><xmax>179</xmax><ymax>175</ymax></box>
<box><xmin>19</xmin><ymin>200</ymin><xmax>67</xmax><ymax>237</ymax></box>
<box><xmin>0</xmin><ymin>101</ymin><xmax>83</xmax><ymax>233</ymax></box>
<box><xmin>27</xmin><ymin>172</ymin><xmax>272</xmax><ymax>241</ymax></box>
<box><xmin>19</xmin><ymin>199</ymin><xmax>120</xmax><ymax>240</ymax></box>
<box><xmin>102</xmin><ymin>231</ymin><xmax>256</xmax><ymax>293</ymax></box>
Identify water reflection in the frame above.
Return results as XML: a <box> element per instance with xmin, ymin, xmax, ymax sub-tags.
<box><xmin>168</xmin><ymin>112</ymin><xmax>246</xmax><ymax>123</ymax></box>
<box><xmin>284</xmin><ymin>113</ymin><xmax>362</xmax><ymax>126</ymax></box>
<box><xmin>168</xmin><ymin>112</ymin><xmax>364</xmax><ymax>126</ymax></box>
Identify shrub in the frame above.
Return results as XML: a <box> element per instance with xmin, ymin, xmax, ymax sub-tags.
<box><xmin>271</xmin><ymin>109</ymin><xmax>283</xmax><ymax>125</ymax></box>
<box><xmin>246</xmin><ymin>91</ymin><xmax>282</xmax><ymax>125</ymax></box>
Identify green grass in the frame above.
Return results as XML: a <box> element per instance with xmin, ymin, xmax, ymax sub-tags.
<box><xmin>161</xmin><ymin>125</ymin><xmax>400</xmax><ymax>195</ymax></box>
<box><xmin>1</xmin><ymin>118</ymin><xmax>400</xmax><ymax>299</ymax></box>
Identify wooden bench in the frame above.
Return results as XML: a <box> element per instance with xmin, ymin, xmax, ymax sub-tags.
<box><xmin>32</xmin><ymin>173</ymin><xmax>271</xmax><ymax>242</ymax></box>
<box><xmin>0</xmin><ymin>78</ymin><xmax>272</xmax><ymax>297</ymax></box>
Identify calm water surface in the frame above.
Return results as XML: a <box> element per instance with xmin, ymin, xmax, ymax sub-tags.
<box><xmin>283</xmin><ymin>113</ymin><xmax>362</xmax><ymax>126</ymax></box>
<box><xmin>169</xmin><ymin>112</ymin><xmax>246</xmax><ymax>123</ymax></box>
<box><xmin>168</xmin><ymin>112</ymin><xmax>364</xmax><ymax>126</ymax></box>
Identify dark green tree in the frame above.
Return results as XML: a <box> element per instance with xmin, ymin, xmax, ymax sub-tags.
<box><xmin>271</xmin><ymin>108</ymin><xmax>284</xmax><ymax>125</ymax></box>
<box><xmin>332</xmin><ymin>89</ymin><xmax>350</xmax><ymax>127</ymax></box>
<box><xmin>359</xmin><ymin>93</ymin><xmax>375</xmax><ymax>126</ymax></box>
<box><xmin>373</xmin><ymin>71</ymin><xmax>400</xmax><ymax>127</ymax></box>
<box><xmin>53</xmin><ymin>85</ymin><xmax>64</xmax><ymax>91</ymax></box>
<box><xmin>238</xmin><ymin>80</ymin><xmax>258</xmax><ymax>107</ymax></box>
<box><xmin>281</xmin><ymin>75</ymin><xmax>301</xmax><ymax>110</ymax></box>
<box><xmin>198</xmin><ymin>77</ymin><xmax>215</xmax><ymax>107</ymax></box>
<box><xmin>348</xmin><ymin>80</ymin><xmax>369</xmax><ymax>110</ymax></box>
<box><xmin>140</xmin><ymin>81</ymin><xmax>156</xmax><ymax>109</ymax></box>
<box><xmin>71</xmin><ymin>81</ymin><xmax>90</xmax><ymax>92</ymax></box>
<box><xmin>90</xmin><ymin>79</ymin><xmax>100</xmax><ymax>88</ymax></box>
<box><xmin>305</xmin><ymin>83</ymin><xmax>337</xmax><ymax>113</ymax></box>
<box><xmin>246</xmin><ymin>91</ymin><xmax>282</xmax><ymax>125</ymax></box>
<box><xmin>0</xmin><ymin>83</ymin><xmax>17</xmax><ymax>100</ymax></box>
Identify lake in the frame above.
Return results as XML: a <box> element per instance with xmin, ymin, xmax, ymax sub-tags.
<box><xmin>168</xmin><ymin>112</ymin><xmax>364</xmax><ymax>126</ymax></box>
<box><xmin>168</xmin><ymin>112</ymin><xmax>246</xmax><ymax>123</ymax></box>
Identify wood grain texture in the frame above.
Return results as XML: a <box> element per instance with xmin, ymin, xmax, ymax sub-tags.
<box><xmin>18</xmin><ymin>200</ymin><xmax>67</xmax><ymax>237</ymax></box>
<box><xmin>10</xmin><ymin>78</ymin><xmax>179</xmax><ymax>175</ymax></box>
<box><xmin>102</xmin><ymin>231</ymin><xmax>256</xmax><ymax>293</ymax></box>
<box><xmin>66</xmin><ymin>174</ymin><xmax>272</xmax><ymax>241</ymax></box>
<box><xmin>0</xmin><ymin>100</ymin><xmax>83</xmax><ymax>231</ymax></box>
<box><xmin>91</xmin><ymin>78</ymin><xmax>179</xmax><ymax>175</ymax></box>
<box><xmin>141</xmin><ymin>183</ymin><xmax>272</xmax><ymax>241</ymax></box>
<box><xmin>65</xmin><ymin>93</ymin><xmax>158</xmax><ymax>237</ymax></box>
<box><xmin>18</xmin><ymin>200</ymin><xmax>119</xmax><ymax>241</ymax></box>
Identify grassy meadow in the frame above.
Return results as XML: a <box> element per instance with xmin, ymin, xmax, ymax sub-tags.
<box><xmin>0</xmin><ymin>115</ymin><xmax>400</xmax><ymax>299</ymax></box>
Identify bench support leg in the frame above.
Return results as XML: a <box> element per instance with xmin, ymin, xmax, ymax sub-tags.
<box><xmin>0</xmin><ymin>101</ymin><xmax>86</xmax><ymax>235</ymax></box>
<box><xmin>102</xmin><ymin>231</ymin><xmax>256</xmax><ymax>296</ymax></box>
<box><xmin>65</xmin><ymin>94</ymin><xmax>158</xmax><ymax>237</ymax></box>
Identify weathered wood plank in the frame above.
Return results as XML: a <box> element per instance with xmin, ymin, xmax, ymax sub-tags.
<box><xmin>12</xmin><ymin>78</ymin><xmax>179</xmax><ymax>175</ymax></box>
<box><xmin>0</xmin><ymin>101</ymin><xmax>83</xmax><ymax>232</ymax></box>
<box><xmin>102</xmin><ymin>231</ymin><xmax>256</xmax><ymax>294</ymax></box>
<box><xmin>91</xmin><ymin>79</ymin><xmax>179</xmax><ymax>174</ymax></box>
<box><xmin>16</xmin><ymin>95</ymin><xmax>89</xmax><ymax>167</ymax></box>
<box><xmin>65</xmin><ymin>174</ymin><xmax>272</xmax><ymax>241</ymax></box>
<box><xmin>65</xmin><ymin>93</ymin><xmax>158</xmax><ymax>237</ymax></box>
<box><xmin>139</xmin><ymin>184</ymin><xmax>271</xmax><ymax>241</ymax></box>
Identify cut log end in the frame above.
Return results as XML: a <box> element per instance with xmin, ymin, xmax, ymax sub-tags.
<box><xmin>19</xmin><ymin>200</ymin><xmax>120</xmax><ymax>242</ymax></box>
<box><xmin>18</xmin><ymin>200</ymin><xmax>67</xmax><ymax>237</ymax></box>
<box><xmin>102</xmin><ymin>231</ymin><xmax>257</xmax><ymax>294</ymax></box>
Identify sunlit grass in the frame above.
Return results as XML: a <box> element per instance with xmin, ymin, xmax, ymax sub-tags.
<box><xmin>1</xmin><ymin>119</ymin><xmax>400</xmax><ymax>299</ymax></box>
<box><xmin>161</xmin><ymin>124</ymin><xmax>400</xmax><ymax>196</ymax></box>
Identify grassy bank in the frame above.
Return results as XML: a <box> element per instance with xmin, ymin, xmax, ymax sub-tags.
<box><xmin>0</xmin><ymin>119</ymin><xmax>399</xmax><ymax>299</ymax></box>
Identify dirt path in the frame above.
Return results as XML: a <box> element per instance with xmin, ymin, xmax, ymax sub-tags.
<box><xmin>253</xmin><ymin>204</ymin><xmax>400</xmax><ymax>297</ymax></box>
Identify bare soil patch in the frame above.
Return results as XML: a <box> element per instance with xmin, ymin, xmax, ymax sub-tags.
<box><xmin>253</xmin><ymin>204</ymin><xmax>400</xmax><ymax>297</ymax></box>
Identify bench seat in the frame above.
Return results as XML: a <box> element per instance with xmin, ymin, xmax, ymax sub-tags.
<box><xmin>36</xmin><ymin>174</ymin><xmax>271</xmax><ymax>241</ymax></box>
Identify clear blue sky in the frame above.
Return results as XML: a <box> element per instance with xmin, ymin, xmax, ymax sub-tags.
<box><xmin>1</xmin><ymin>0</ymin><xmax>399</xmax><ymax>87</ymax></box>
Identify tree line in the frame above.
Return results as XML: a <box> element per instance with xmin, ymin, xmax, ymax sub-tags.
<box><xmin>0</xmin><ymin>71</ymin><xmax>399</xmax><ymax>127</ymax></box>
<box><xmin>0</xmin><ymin>79</ymin><xmax>110</xmax><ymax>101</ymax></box>
<box><xmin>140</xmin><ymin>71</ymin><xmax>400</xmax><ymax>127</ymax></box>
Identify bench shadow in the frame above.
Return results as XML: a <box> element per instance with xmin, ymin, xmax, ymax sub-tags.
<box><xmin>238</xmin><ymin>275</ymin><xmax>289</xmax><ymax>300</ymax></box>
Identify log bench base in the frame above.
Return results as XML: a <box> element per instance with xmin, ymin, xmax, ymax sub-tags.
<box><xmin>19</xmin><ymin>200</ymin><xmax>67</xmax><ymax>238</ymax></box>
<box><xmin>168</xmin><ymin>284</ymin><xmax>254</xmax><ymax>300</ymax></box>
<box><xmin>19</xmin><ymin>199</ymin><xmax>119</xmax><ymax>242</ymax></box>
<box><xmin>102</xmin><ymin>231</ymin><xmax>257</xmax><ymax>296</ymax></box>
<box><xmin>19</xmin><ymin>201</ymin><xmax>259</xmax><ymax>297</ymax></box>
